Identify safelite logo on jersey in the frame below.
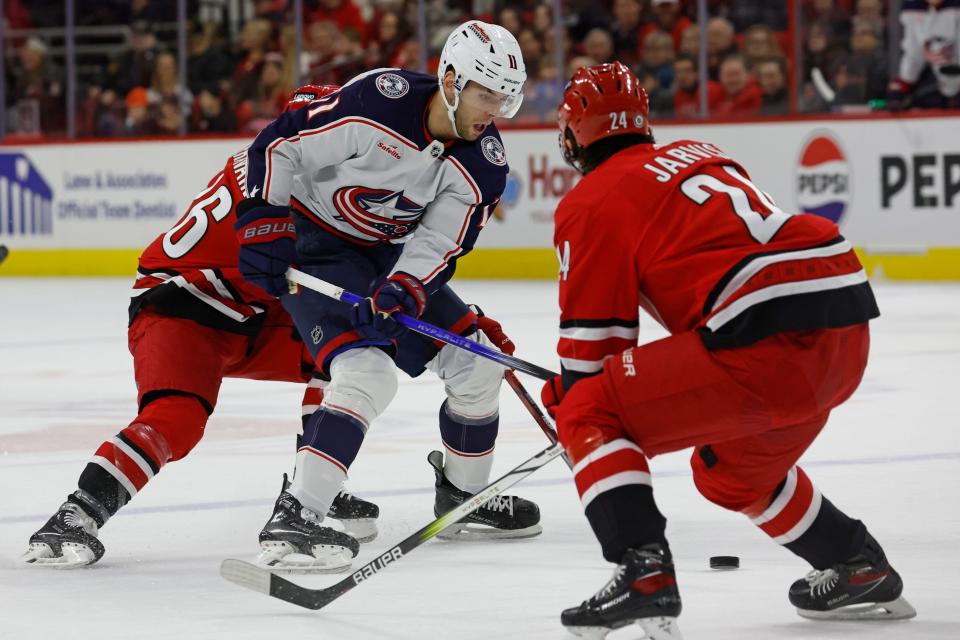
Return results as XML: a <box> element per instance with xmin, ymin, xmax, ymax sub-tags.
<box><xmin>795</xmin><ymin>132</ymin><xmax>852</xmax><ymax>224</ymax></box>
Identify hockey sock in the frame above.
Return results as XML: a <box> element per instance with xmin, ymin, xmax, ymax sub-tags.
<box><xmin>438</xmin><ymin>400</ymin><xmax>498</xmax><ymax>493</ymax></box>
<box><xmin>571</xmin><ymin>435</ymin><xmax>666</xmax><ymax>563</ymax></box>
<box><xmin>74</xmin><ymin>395</ymin><xmax>203</xmax><ymax>525</ymax></box>
<box><xmin>291</xmin><ymin>407</ymin><xmax>365</xmax><ymax>514</ymax></box>
<box><xmin>749</xmin><ymin>466</ymin><xmax>865</xmax><ymax>569</ymax></box>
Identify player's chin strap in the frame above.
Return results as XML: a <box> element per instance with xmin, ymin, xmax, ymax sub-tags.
<box><xmin>439</xmin><ymin>81</ymin><xmax>465</xmax><ymax>139</ymax></box>
<box><xmin>286</xmin><ymin>267</ymin><xmax>558</xmax><ymax>380</ymax></box>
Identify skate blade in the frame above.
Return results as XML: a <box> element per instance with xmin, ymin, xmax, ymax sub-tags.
<box><xmin>254</xmin><ymin>541</ymin><xmax>352</xmax><ymax>574</ymax></box>
<box><xmin>436</xmin><ymin>522</ymin><xmax>543</xmax><ymax>541</ymax></box>
<box><xmin>332</xmin><ymin>517</ymin><xmax>378</xmax><ymax>544</ymax></box>
<box><xmin>21</xmin><ymin>542</ymin><xmax>96</xmax><ymax>569</ymax></box>
<box><xmin>566</xmin><ymin>616</ymin><xmax>681</xmax><ymax>640</ymax></box>
<box><xmin>797</xmin><ymin>595</ymin><xmax>917</xmax><ymax>621</ymax></box>
<box><xmin>636</xmin><ymin>616</ymin><xmax>683</xmax><ymax>639</ymax></box>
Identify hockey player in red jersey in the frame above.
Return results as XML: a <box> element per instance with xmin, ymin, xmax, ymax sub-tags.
<box><xmin>542</xmin><ymin>63</ymin><xmax>916</xmax><ymax>637</ymax></box>
<box><xmin>20</xmin><ymin>86</ymin><xmax>377</xmax><ymax>569</ymax></box>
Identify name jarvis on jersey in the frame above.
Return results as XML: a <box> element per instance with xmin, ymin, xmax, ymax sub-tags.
<box><xmin>643</xmin><ymin>142</ymin><xmax>729</xmax><ymax>182</ymax></box>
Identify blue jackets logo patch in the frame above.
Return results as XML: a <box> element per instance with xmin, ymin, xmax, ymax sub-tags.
<box><xmin>480</xmin><ymin>137</ymin><xmax>506</xmax><ymax>166</ymax></box>
<box><xmin>332</xmin><ymin>187</ymin><xmax>425</xmax><ymax>240</ymax></box>
<box><xmin>0</xmin><ymin>152</ymin><xmax>54</xmax><ymax>236</ymax></box>
<box><xmin>375</xmin><ymin>73</ymin><xmax>410</xmax><ymax>99</ymax></box>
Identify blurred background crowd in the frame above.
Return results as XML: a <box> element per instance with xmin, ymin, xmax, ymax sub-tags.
<box><xmin>2</xmin><ymin>0</ymin><xmax>958</xmax><ymax>139</ymax></box>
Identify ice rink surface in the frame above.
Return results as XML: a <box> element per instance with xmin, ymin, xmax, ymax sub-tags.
<box><xmin>1</xmin><ymin>277</ymin><xmax>958</xmax><ymax>639</ymax></box>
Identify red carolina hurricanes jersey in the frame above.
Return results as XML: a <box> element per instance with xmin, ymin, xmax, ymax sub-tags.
<box><xmin>554</xmin><ymin>139</ymin><xmax>878</xmax><ymax>387</ymax></box>
<box><xmin>131</xmin><ymin>149</ymin><xmax>274</xmax><ymax>334</ymax></box>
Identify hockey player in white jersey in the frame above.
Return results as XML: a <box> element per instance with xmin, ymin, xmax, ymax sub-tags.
<box><xmin>234</xmin><ymin>21</ymin><xmax>541</xmax><ymax>571</ymax></box>
<box><xmin>889</xmin><ymin>0</ymin><xmax>960</xmax><ymax>107</ymax></box>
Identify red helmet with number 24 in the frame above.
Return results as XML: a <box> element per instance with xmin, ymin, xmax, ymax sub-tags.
<box><xmin>557</xmin><ymin>62</ymin><xmax>651</xmax><ymax>173</ymax></box>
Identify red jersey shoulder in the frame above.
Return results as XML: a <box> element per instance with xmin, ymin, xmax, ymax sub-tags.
<box><xmin>139</xmin><ymin>151</ymin><xmax>247</xmax><ymax>272</ymax></box>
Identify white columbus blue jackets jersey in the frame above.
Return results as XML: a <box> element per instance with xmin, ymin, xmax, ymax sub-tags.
<box><xmin>245</xmin><ymin>68</ymin><xmax>508</xmax><ymax>294</ymax></box>
<box><xmin>899</xmin><ymin>0</ymin><xmax>960</xmax><ymax>97</ymax></box>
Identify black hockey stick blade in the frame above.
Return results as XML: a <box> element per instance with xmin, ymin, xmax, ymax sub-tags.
<box><xmin>221</xmin><ymin>441</ymin><xmax>566</xmax><ymax>610</ymax></box>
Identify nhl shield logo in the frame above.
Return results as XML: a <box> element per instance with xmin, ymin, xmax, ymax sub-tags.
<box><xmin>480</xmin><ymin>136</ymin><xmax>506</xmax><ymax>166</ymax></box>
<box><xmin>375</xmin><ymin>73</ymin><xmax>409</xmax><ymax>99</ymax></box>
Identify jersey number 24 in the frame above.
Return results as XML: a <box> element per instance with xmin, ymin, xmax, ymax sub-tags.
<box><xmin>681</xmin><ymin>165</ymin><xmax>792</xmax><ymax>244</ymax></box>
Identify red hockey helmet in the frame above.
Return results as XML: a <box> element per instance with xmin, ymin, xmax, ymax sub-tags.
<box><xmin>284</xmin><ymin>84</ymin><xmax>340</xmax><ymax>112</ymax></box>
<box><xmin>557</xmin><ymin>62</ymin><xmax>651</xmax><ymax>172</ymax></box>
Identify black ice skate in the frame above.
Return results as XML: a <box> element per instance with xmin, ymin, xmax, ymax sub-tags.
<box><xmin>428</xmin><ymin>450</ymin><xmax>541</xmax><ymax>540</ymax></box>
<box><xmin>561</xmin><ymin>544</ymin><xmax>683</xmax><ymax>640</ymax></box>
<box><xmin>789</xmin><ymin>533</ymin><xmax>916</xmax><ymax>620</ymax></box>
<box><xmin>21</xmin><ymin>500</ymin><xmax>105</xmax><ymax>569</ymax></box>
<box><xmin>256</xmin><ymin>478</ymin><xmax>359</xmax><ymax>573</ymax></box>
<box><xmin>327</xmin><ymin>488</ymin><xmax>380</xmax><ymax>543</ymax></box>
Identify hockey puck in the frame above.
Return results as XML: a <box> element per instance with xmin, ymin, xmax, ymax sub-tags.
<box><xmin>709</xmin><ymin>555</ymin><xmax>740</xmax><ymax>570</ymax></box>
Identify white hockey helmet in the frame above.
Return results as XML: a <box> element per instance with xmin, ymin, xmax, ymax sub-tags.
<box><xmin>438</xmin><ymin>21</ymin><xmax>526</xmax><ymax>125</ymax></box>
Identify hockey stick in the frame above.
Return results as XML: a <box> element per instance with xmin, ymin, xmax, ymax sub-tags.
<box><xmin>504</xmin><ymin>370</ymin><xmax>573</xmax><ymax>469</ymax></box>
<box><xmin>220</xmin><ymin>439</ymin><xmax>565</xmax><ymax>610</ymax></box>
<box><xmin>286</xmin><ymin>267</ymin><xmax>558</xmax><ymax>380</ymax></box>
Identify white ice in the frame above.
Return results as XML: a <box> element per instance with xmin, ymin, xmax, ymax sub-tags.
<box><xmin>1</xmin><ymin>277</ymin><xmax>958</xmax><ymax>639</ymax></box>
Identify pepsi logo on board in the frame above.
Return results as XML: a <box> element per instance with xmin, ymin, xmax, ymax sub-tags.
<box><xmin>795</xmin><ymin>132</ymin><xmax>852</xmax><ymax>224</ymax></box>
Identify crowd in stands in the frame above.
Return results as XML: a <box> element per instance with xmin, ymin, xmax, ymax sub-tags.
<box><xmin>2</xmin><ymin>0</ymin><xmax>957</xmax><ymax>138</ymax></box>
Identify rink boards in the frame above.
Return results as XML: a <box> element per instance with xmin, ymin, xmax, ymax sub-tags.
<box><xmin>0</xmin><ymin>113</ymin><xmax>958</xmax><ymax>279</ymax></box>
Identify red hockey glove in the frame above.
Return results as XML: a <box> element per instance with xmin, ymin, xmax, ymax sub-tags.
<box><xmin>541</xmin><ymin>375</ymin><xmax>565</xmax><ymax>419</ymax></box>
<box><xmin>472</xmin><ymin>308</ymin><xmax>516</xmax><ymax>355</ymax></box>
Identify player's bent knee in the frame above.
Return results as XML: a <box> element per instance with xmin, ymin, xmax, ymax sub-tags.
<box><xmin>430</xmin><ymin>331</ymin><xmax>503</xmax><ymax>421</ymax></box>
<box><xmin>322</xmin><ymin>347</ymin><xmax>398</xmax><ymax>426</ymax></box>
<box><xmin>134</xmin><ymin>393</ymin><xmax>209</xmax><ymax>462</ymax></box>
<box><xmin>555</xmin><ymin>377</ymin><xmax>626</xmax><ymax>463</ymax></box>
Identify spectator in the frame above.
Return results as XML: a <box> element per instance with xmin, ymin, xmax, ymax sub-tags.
<box><xmin>518</xmin><ymin>28</ymin><xmax>545</xmax><ymax>78</ymax></box>
<box><xmin>233</xmin><ymin>18</ymin><xmax>275</xmax><ymax>103</ymax></box>
<box><xmin>706</xmin><ymin>17</ymin><xmax>738</xmax><ymax>80</ymax></box>
<box><xmin>532</xmin><ymin>3</ymin><xmax>554</xmax><ymax>37</ymax></box>
<box><xmin>191</xmin><ymin>86</ymin><xmax>237</xmax><ymax>133</ymax></box>
<box><xmin>756</xmin><ymin>57</ymin><xmax>789</xmax><ymax>114</ymax></box>
<box><xmin>237</xmin><ymin>52</ymin><xmax>290</xmax><ymax>132</ymax></box>
<box><xmin>636</xmin><ymin>66</ymin><xmax>674</xmax><ymax>119</ymax></box>
<box><xmin>723</xmin><ymin>0</ymin><xmax>788</xmax><ymax>32</ymax></box>
<box><xmin>642</xmin><ymin>0</ymin><xmax>693</xmax><ymax>50</ymax></box>
<box><xmin>123</xmin><ymin>86</ymin><xmax>152</xmax><ymax>135</ymax></box>
<box><xmin>497</xmin><ymin>7</ymin><xmax>522</xmax><ymax>36</ymax></box>
<box><xmin>308</xmin><ymin>0</ymin><xmax>368</xmax><ymax>46</ymax></box>
<box><xmin>609</xmin><ymin>0</ymin><xmax>644</xmax><ymax>67</ymax></box>
<box><xmin>715</xmin><ymin>53</ymin><xmax>762</xmax><ymax>116</ymax></box>
<box><xmin>254</xmin><ymin>0</ymin><xmax>290</xmax><ymax>26</ymax></box>
<box><xmin>107</xmin><ymin>21</ymin><xmax>160</xmax><ymax>95</ymax></box>
<box><xmin>742</xmin><ymin>24</ymin><xmax>785</xmax><ymax>73</ymax></box>
<box><xmin>806</xmin><ymin>0</ymin><xmax>852</xmax><ymax>49</ymax></box>
<box><xmin>583</xmin><ymin>28</ymin><xmax>616</xmax><ymax>64</ymax></box>
<box><xmin>154</xmin><ymin>96</ymin><xmax>184</xmax><ymax>135</ymax></box>
<box><xmin>367</xmin><ymin>10</ymin><xmax>410</xmax><ymax>69</ymax></box>
<box><xmin>187</xmin><ymin>21</ymin><xmax>233</xmax><ymax>96</ymax></box>
<box><xmin>672</xmin><ymin>53</ymin><xmax>724</xmax><ymax>118</ymax></box>
<box><xmin>854</xmin><ymin>0</ymin><xmax>886</xmax><ymax>42</ymax></box>
<box><xmin>679</xmin><ymin>23</ymin><xmax>700</xmax><ymax>58</ymax></box>
<box><xmin>888</xmin><ymin>0</ymin><xmax>960</xmax><ymax>109</ymax></box>
<box><xmin>7</xmin><ymin>37</ymin><xmax>64</xmax><ymax>135</ymax></box>
<box><xmin>148</xmin><ymin>51</ymin><xmax>193</xmax><ymax>120</ymax></box>
<box><xmin>639</xmin><ymin>30</ymin><xmax>676</xmax><ymax>90</ymax></box>
<box><xmin>567</xmin><ymin>55</ymin><xmax>599</xmax><ymax>80</ymax></box>
<box><xmin>833</xmin><ymin>20</ymin><xmax>888</xmax><ymax>105</ymax></box>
